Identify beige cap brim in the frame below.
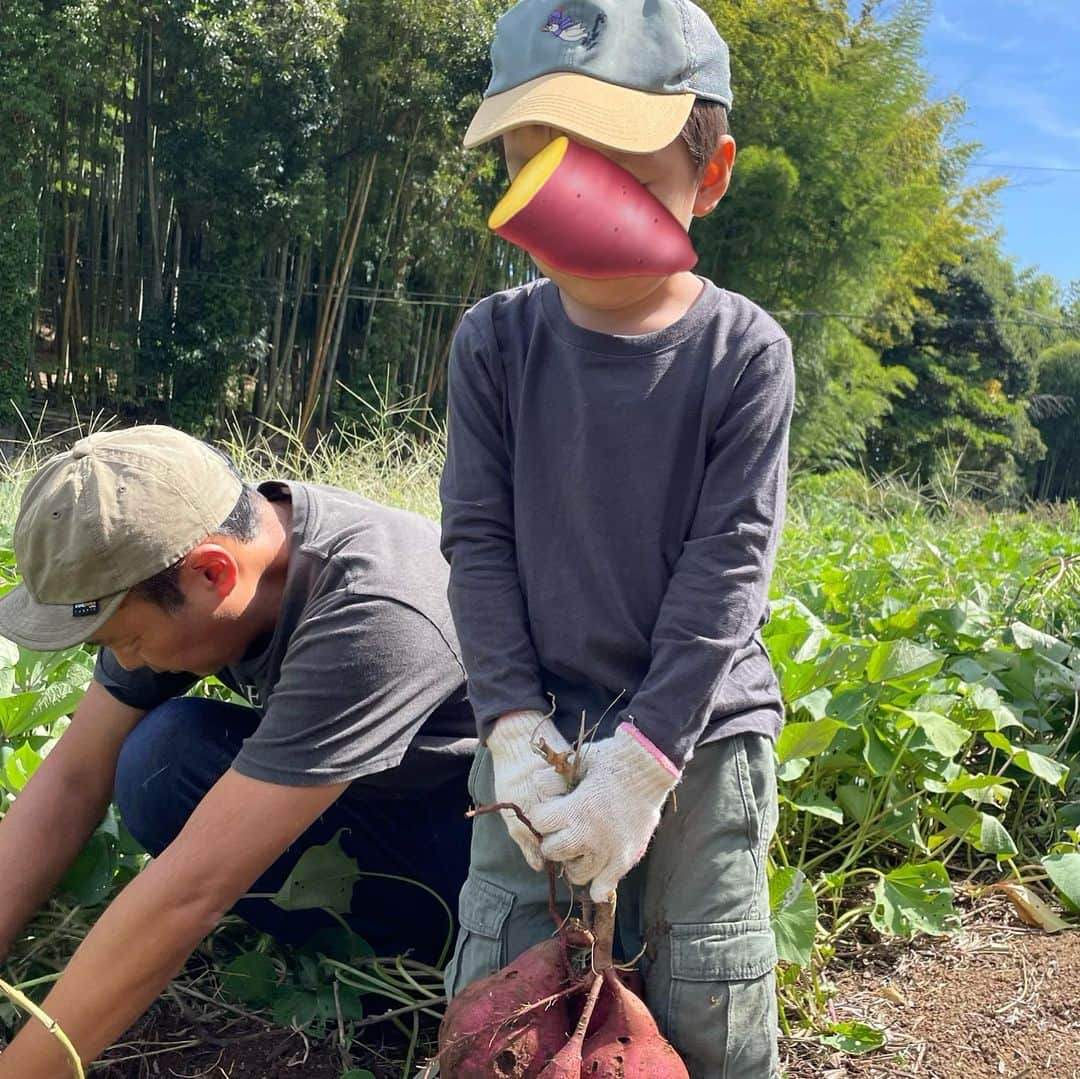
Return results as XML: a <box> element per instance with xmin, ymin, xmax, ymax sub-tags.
<box><xmin>0</xmin><ymin>583</ymin><xmax>127</xmax><ymax>652</ymax></box>
<box><xmin>464</xmin><ymin>73</ymin><xmax>695</xmax><ymax>154</ymax></box>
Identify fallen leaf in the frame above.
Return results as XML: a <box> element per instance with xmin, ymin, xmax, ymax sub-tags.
<box><xmin>994</xmin><ymin>882</ymin><xmax>1070</xmax><ymax>933</ymax></box>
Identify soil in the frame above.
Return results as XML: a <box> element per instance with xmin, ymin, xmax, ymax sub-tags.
<box><xmin>5</xmin><ymin>896</ymin><xmax>1074</xmax><ymax>1077</ymax></box>
<box><xmin>780</xmin><ymin>894</ymin><xmax>1080</xmax><ymax>1079</ymax></box>
<box><xmin>94</xmin><ymin>1004</ymin><xmax>435</xmax><ymax>1078</ymax></box>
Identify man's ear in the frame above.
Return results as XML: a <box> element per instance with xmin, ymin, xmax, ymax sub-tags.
<box><xmin>185</xmin><ymin>543</ymin><xmax>238</xmax><ymax>600</ymax></box>
<box><xmin>693</xmin><ymin>135</ymin><xmax>736</xmax><ymax>218</ymax></box>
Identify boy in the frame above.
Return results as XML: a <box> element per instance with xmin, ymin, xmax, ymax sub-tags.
<box><xmin>440</xmin><ymin>1</ymin><xmax>793</xmax><ymax>1074</ymax></box>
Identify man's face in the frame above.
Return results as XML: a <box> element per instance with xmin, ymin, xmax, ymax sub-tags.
<box><xmin>92</xmin><ymin>592</ymin><xmax>241</xmax><ymax>677</ymax></box>
<box><xmin>501</xmin><ymin>125</ymin><xmax>706</xmax><ymax>310</ymax></box>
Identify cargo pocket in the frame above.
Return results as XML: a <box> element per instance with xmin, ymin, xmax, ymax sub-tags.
<box><xmin>666</xmin><ymin>919</ymin><xmax>779</xmax><ymax>1078</ymax></box>
<box><xmin>444</xmin><ymin>875</ymin><xmax>515</xmax><ymax>999</ymax></box>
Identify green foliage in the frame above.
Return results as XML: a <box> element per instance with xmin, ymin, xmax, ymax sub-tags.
<box><xmin>699</xmin><ymin>0</ymin><xmax>984</xmax><ymax>465</ymax></box>
<box><xmin>18</xmin><ymin>0</ymin><xmax>1069</xmax><ymax>496</ymax></box>
<box><xmin>272</xmin><ymin>830</ymin><xmax>361</xmax><ymax>915</ymax></box>
<box><xmin>768</xmin><ymin>474</ymin><xmax>1080</xmax><ymax>1038</ymax></box>
<box><xmin>0</xmin><ymin>0</ymin><xmax>48</xmax><ymax>422</ymax></box>
<box><xmin>1032</xmin><ymin>339</ymin><xmax>1080</xmax><ymax>501</ymax></box>
<box><xmin>872</xmin><ymin>242</ymin><xmax>1053</xmax><ymax>498</ymax></box>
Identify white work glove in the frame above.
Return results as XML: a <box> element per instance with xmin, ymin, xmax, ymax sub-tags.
<box><xmin>486</xmin><ymin>710</ymin><xmax>572</xmax><ymax>870</ymax></box>
<box><xmin>530</xmin><ymin>723</ymin><xmax>681</xmax><ymax>902</ymax></box>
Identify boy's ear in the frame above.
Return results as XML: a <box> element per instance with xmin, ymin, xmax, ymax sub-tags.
<box><xmin>693</xmin><ymin>135</ymin><xmax>736</xmax><ymax>218</ymax></box>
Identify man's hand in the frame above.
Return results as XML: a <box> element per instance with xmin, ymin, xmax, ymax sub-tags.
<box><xmin>531</xmin><ymin>723</ymin><xmax>681</xmax><ymax>901</ymax></box>
<box><xmin>487</xmin><ymin>710</ymin><xmax>571</xmax><ymax>869</ymax></box>
<box><xmin>0</xmin><ymin>769</ymin><xmax>347</xmax><ymax>1079</ymax></box>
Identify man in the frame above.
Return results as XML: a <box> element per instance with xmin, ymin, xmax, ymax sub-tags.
<box><xmin>0</xmin><ymin>425</ymin><xmax>476</xmax><ymax>1077</ymax></box>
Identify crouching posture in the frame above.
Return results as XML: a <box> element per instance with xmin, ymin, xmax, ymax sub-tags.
<box><xmin>0</xmin><ymin>425</ymin><xmax>475</xmax><ymax>1076</ymax></box>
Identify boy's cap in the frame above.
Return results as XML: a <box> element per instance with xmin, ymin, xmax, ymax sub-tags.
<box><xmin>0</xmin><ymin>426</ymin><xmax>242</xmax><ymax>652</ymax></box>
<box><xmin>465</xmin><ymin>0</ymin><xmax>731</xmax><ymax>153</ymax></box>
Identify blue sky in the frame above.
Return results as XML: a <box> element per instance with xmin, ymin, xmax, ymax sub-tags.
<box><xmin>913</xmin><ymin>0</ymin><xmax>1080</xmax><ymax>289</ymax></box>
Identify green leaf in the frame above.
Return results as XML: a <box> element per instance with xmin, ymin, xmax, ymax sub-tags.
<box><xmin>1041</xmin><ymin>853</ymin><xmax>1080</xmax><ymax>913</ymax></box>
<box><xmin>871</xmin><ymin>862</ymin><xmax>956</xmax><ymax>938</ymax></box>
<box><xmin>272</xmin><ymin>988</ymin><xmax>318</xmax><ymax>1029</ymax></box>
<box><xmin>819</xmin><ymin>1021</ymin><xmax>885</xmax><ymax>1054</ymax></box>
<box><xmin>861</xmin><ymin>723</ymin><xmax>895</xmax><ymax>776</ymax></box>
<box><xmin>769</xmin><ymin>867</ymin><xmax>817</xmax><ymax>967</ymax></box>
<box><xmin>866</xmin><ymin>639</ymin><xmax>943</xmax><ymax>685</ymax></box>
<box><xmin>1009</xmin><ymin>622</ymin><xmax>1071</xmax><ymax>663</ymax></box>
<box><xmin>983</xmin><ymin>734</ymin><xmax>1070</xmax><ymax>788</ymax></box>
<box><xmin>784</xmin><ymin>789</ymin><xmax>843</xmax><ymax>824</ymax></box>
<box><xmin>59</xmin><ymin>833</ymin><xmax>116</xmax><ymax>906</ymax></box>
<box><xmin>273</xmin><ymin>830</ymin><xmax>360</xmax><ymax>914</ymax></box>
<box><xmin>896</xmin><ymin>709</ymin><xmax>968</xmax><ymax>758</ymax></box>
<box><xmin>776</xmin><ymin>719</ymin><xmax>842</xmax><ymax>765</ymax></box>
<box><xmin>0</xmin><ymin>679</ymin><xmax>85</xmax><ymax>739</ymax></box>
<box><xmin>0</xmin><ymin>635</ymin><xmax>18</xmax><ymax>668</ymax></box>
<box><xmin>316</xmin><ymin>983</ymin><xmax>364</xmax><ymax>1022</ymax></box>
<box><xmin>2</xmin><ymin>741</ymin><xmax>42</xmax><ymax>793</ymax></box>
<box><xmin>977</xmin><ymin>813</ymin><xmax>1017</xmax><ymax>857</ymax></box>
<box><xmin>222</xmin><ymin>952</ymin><xmax>278</xmax><ymax>1006</ymax></box>
<box><xmin>776</xmin><ymin>757</ymin><xmax>810</xmax><ymax>782</ymax></box>
<box><xmin>792</xmin><ymin>687</ymin><xmax>832</xmax><ymax>720</ymax></box>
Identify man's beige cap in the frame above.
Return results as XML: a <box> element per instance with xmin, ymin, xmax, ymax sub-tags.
<box><xmin>0</xmin><ymin>426</ymin><xmax>243</xmax><ymax>651</ymax></box>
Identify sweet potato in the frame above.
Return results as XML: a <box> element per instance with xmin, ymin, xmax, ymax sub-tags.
<box><xmin>438</xmin><ymin>938</ymin><xmax>575</xmax><ymax>1078</ymax></box>
<box><xmin>580</xmin><ymin>970</ymin><xmax>689</xmax><ymax>1078</ymax></box>
<box><xmin>438</xmin><ymin>805</ymin><xmax>689</xmax><ymax>1078</ymax></box>
<box><xmin>488</xmin><ymin>136</ymin><xmax>698</xmax><ymax>279</ymax></box>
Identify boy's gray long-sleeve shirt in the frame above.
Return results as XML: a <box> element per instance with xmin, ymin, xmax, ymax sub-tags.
<box><xmin>440</xmin><ymin>278</ymin><xmax>794</xmax><ymax>767</ymax></box>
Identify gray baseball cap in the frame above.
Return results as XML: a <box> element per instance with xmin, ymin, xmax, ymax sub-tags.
<box><xmin>464</xmin><ymin>0</ymin><xmax>732</xmax><ymax>153</ymax></box>
<box><xmin>0</xmin><ymin>426</ymin><xmax>242</xmax><ymax>651</ymax></box>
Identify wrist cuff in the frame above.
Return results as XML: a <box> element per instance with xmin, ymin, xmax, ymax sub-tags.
<box><xmin>618</xmin><ymin>722</ymin><xmax>681</xmax><ymax>780</ymax></box>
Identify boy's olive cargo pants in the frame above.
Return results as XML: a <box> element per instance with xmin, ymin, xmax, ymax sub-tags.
<box><xmin>445</xmin><ymin>732</ymin><xmax>780</xmax><ymax>1079</ymax></box>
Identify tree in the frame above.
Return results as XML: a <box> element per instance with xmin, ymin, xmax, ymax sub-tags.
<box><xmin>1032</xmin><ymin>340</ymin><xmax>1080</xmax><ymax>502</ymax></box>
<box><xmin>870</xmin><ymin>243</ymin><xmax>1050</xmax><ymax>499</ymax></box>
<box><xmin>696</xmin><ymin>0</ymin><xmax>990</xmax><ymax>466</ymax></box>
<box><xmin>0</xmin><ymin>1</ymin><xmax>48</xmax><ymax>423</ymax></box>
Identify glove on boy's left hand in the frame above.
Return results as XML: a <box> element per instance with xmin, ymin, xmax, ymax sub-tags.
<box><xmin>530</xmin><ymin>723</ymin><xmax>681</xmax><ymax>902</ymax></box>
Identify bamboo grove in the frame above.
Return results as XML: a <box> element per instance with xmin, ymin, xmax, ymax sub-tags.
<box><xmin>2</xmin><ymin>0</ymin><xmax>1079</xmax><ymax>496</ymax></box>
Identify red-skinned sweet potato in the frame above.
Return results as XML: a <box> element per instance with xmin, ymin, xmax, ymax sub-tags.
<box><xmin>488</xmin><ymin>136</ymin><xmax>698</xmax><ymax>280</ymax></box>
<box><xmin>438</xmin><ymin>804</ymin><xmax>689</xmax><ymax>1078</ymax></box>
<box><xmin>580</xmin><ymin>970</ymin><xmax>689</xmax><ymax>1078</ymax></box>
<box><xmin>438</xmin><ymin>938</ymin><xmax>575</xmax><ymax>1078</ymax></box>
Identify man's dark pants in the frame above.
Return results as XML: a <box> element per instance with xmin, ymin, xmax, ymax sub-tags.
<box><xmin>113</xmin><ymin>698</ymin><xmax>472</xmax><ymax>966</ymax></box>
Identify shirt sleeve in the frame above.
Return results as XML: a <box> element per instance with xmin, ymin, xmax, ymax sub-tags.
<box><xmin>439</xmin><ymin>313</ymin><xmax>549</xmax><ymax>735</ymax></box>
<box><xmin>231</xmin><ymin>592</ymin><xmax>467</xmax><ymax>786</ymax></box>
<box><xmin>94</xmin><ymin>648</ymin><xmax>198</xmax><ymax>710</ymax></box>
<box><xmin>618</xmin><ymin>336</ymin><xmax>795</xmax><ymax>767</ymax></box>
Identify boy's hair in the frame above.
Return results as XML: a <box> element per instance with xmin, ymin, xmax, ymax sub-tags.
<box><xmin>681</xmin><ymin>100</ymin><xmax>730</xmax><ymax>172</ymax></box>
<box><xmin>131</xmin><ymin>485</ymin><xmax>262</xmax><ymax>612</ymax></box>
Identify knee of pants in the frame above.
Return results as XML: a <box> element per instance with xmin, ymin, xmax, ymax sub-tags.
<box><xmin>114</xmin><ymin>697</ymin><xmax>244</xmax><ymax>855</ymax></box>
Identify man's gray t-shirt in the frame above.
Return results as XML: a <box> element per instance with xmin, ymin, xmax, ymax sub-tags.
<box><xmin>440</xmin><ymin>279</ymin><xmax>794</xmax><ymax>768</ymax></box>
<box><xmin>96</xmin><ymin>481</ymin><xmax>477</xmax><ymax>796</ymax></box>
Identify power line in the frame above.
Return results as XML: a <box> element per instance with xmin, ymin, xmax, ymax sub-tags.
<box><xmin>37</xmin><ymin>267</ymin><xmax>1080</xmax><ymax>334</ymax></box>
